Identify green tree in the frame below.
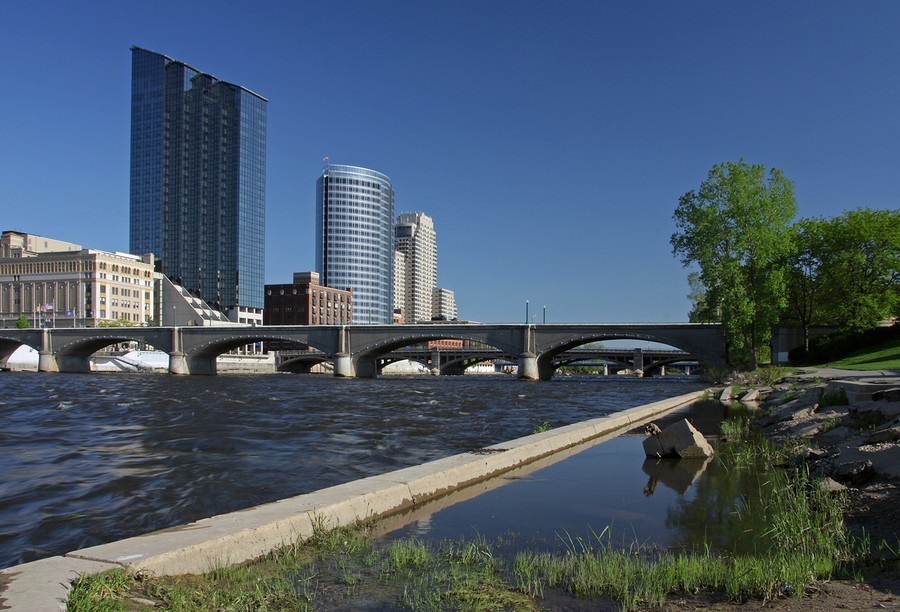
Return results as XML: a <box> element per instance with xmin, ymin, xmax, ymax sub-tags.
<box><xmin>817</xmin><ymin>208</ymin><xmax>900</xmax><ymax>329</ymax></box>
<box><xmin>783</xmin><ymin>217</ymin><xmax>829</xmax><ymax>350</ymax></box>
<box><xmin>686</xmin><ymin>271</ymin><xmax>718</xmax><ymax>323</ymax></box>
<box><xmin>15</xmin><ymin>315</ymin><xmax>30</xmax><ymax>328</ymax></box>
<box><xmin>97</xmin><ymin>318</ymin><xmax>136</xmax><ymax>327</ymax></box>
<box><xmin>672</xmin><ymin>160</ymin><xmax>797</xmax><ymax>369</ymax></box>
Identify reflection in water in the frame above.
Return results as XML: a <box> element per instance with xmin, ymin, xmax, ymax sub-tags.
<box><xmin>387</xmin><ymin>401</ymin><xmax>786</xmax><ymax>561</ymax></box>
<box><xmin>642</xmin><ymin>456</ymin><xmax>713</xmax><ymax>496</ymax></box>
<box><xmin>664</xmin><ymin>452</ymin><xmax>784</xmax><ymax>556</ymax></box>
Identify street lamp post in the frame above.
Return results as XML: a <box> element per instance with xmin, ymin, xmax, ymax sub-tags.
<box><xmin>543</xmin><ymin>305</ymin><xmax>546</xmax><ymax>324</ymax></box>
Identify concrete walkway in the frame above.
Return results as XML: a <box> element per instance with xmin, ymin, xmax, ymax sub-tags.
<box><xmin>791</xmin><ymin>366</ymin><xmax>899</xmax><ymax>380</ymax></box>
<box><xmin>0</xmin><ymin>389</ymin><xmax>707</xmax><ymax>611</ymax></box>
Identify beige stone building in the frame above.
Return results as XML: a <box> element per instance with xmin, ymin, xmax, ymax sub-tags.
<box><xmin>0</xmin><ymin>231</ymin><xmax>155</xmax><ymax>328</ymax></box>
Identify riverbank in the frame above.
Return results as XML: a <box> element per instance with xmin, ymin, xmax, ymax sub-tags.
<box><xmin>655</xmin><ymin>366</ymin><xmax>900</xmax><ymax>611</ymax></box>
<box><xmin>0</xmin><ymin>388</ymin><xmax>707</xmax><ymax>610</ymax></box>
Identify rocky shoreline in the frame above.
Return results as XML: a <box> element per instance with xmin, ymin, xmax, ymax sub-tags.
<box><xmin>753</xmin><ymin>369</ymin><xmax>900</xmax><ymax>559</ymax></box>
<box><xmin>661</xmin><ymin>368</ymin><xmax>900</xmax><ymax>611</ymax></box>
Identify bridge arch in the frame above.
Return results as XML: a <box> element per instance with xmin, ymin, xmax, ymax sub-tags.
<box><xmin>0</xmin><ymin>330</ymin><xmax>42</xmax><ymax>368</ymax></box>
<box><xmin>345</xmin><ymin>326</ymin><xmax>525</xmax><ymax>378</ymax></box>
<box><xmin>533</xmin><ymin>326</ymin><xmax>722</xmax><ymax>380</ymax></box>
<box><xmin>181</xmin><ymin>331</ymin><xmax>337</xmax><ymax>375</ymax></box>
<box><xmin>34</xmin><ymin>328</ymin><xmax>173</xmax><ymax>373</ymax></box>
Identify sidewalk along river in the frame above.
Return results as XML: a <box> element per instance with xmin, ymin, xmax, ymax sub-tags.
<box><xmin>0</xmin><ymin>371</ymin><xmax>705</xmax><ymax>569</ymax></box>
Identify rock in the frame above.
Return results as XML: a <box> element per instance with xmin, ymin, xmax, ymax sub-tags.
<box><xmin>865</xmin><ymin>426</ymin><xmax>900</xmax><ymax>445</ymax></box>
<box><xmin>818</xmin><ymin>477</ymin><xmax>847</xmax><ymax>494</ymax></box>
<box><xmin>642</xmin><ymin>435</ymin><xmax>667</xmax><ymax>458</ymax></box>
<box><xmin>872</xmin><ymin>388</ymin><xmax>900</xmax><ymax>402</ymax></box>
<box><xmin>740</xmin><ymin>389</ymin><xmax>760</xmax><ymax>402</ymax></box>
<box><xmin>719</xmin><ymin>386</ymin><xmax>734</xmax><ymax>402</ymax></box>
<box><xmin>817</xmin><ymin>425</ymin><xmax>853</xmax><ymax>447</ymax></box>
<box><xmin>785</xmin><ymin>422</ymin><xmax>821</xmax><ymax>438</ymax></box>
<box><xmin>652</xmin><ymin>419</ymin><xmax>715</xmax><ymax>459</ymax></box>
<box><xmin>831</xmin><ymin>459</ymin><xmax>874</xmax><ymax>485</ymax></box>
<box><xmin>805</xmin><ymin>447</ymin><xmax>828</xmax><ymax>461</ymax></box>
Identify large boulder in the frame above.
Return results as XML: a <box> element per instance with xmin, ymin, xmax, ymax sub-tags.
<box><xmin>643</xmin><ymin>419</ymin><xmax>715</xmax><ymax>459</ymax></box>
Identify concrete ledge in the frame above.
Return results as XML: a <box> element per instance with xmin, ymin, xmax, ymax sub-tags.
<box><xmin>0</xmin><ymin>556</ymin><xmax>118</xmax><ymax>612</ymax></box>
<box><xmin>826</xmin><ymin>380</ymin><xmax>900</xmax><ymax>403</ymax></box>
<box><xmin>1</xmin><ymin>388</ymin><xmax>706</xmax><ymax>609</ymax></box>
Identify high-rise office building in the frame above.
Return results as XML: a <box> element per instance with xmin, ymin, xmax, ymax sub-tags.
<box><xmin>431</xmin><ymin>287</ymin><xmax>458</xmax><ymax>321</ymax></box>
<box><xmin>316</xmin><ymin>164</ymin><xmax>395</xmax><ymax>324</ymax></box>
<box><xmin>394</xmin><ymin>212</ymin><xmax>437</xmax><ymax>323</ymax></box>
<box><xmin>129</xmin><ymin>47</ymin><xmax>267</xmax><ymax>319</ymax></box>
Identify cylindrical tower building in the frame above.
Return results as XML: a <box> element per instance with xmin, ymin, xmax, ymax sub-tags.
<box><xmin>316</xmin><ymin>164</ymin><xmax>395</xmax><ymax>324</ymax></box>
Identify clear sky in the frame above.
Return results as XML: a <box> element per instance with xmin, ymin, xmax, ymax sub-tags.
<box><xmin>2</xmin><ymin>1</ymin><xmax>898</xmax><ymax>324</ymax></box>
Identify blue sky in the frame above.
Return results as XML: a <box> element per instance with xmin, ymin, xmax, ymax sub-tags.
<box><xmin>2</xmin><ymin>1</ymin><xmax>898</xmax><ymax>324</ymax></box>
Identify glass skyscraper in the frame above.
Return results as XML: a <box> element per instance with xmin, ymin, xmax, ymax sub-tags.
<box><xmin>130</xmin><ymin>47</ymin><xmax>267</xmax><ymax>315</ymax></box>
<box><xmin>316</xmin><ymin>165</ymin><xmax>395</xmax><ymax>324</ymax></box>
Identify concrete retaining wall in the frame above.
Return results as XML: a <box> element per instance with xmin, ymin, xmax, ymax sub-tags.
<box><xmin>0</xmin><ymin>388</ymin><xmax>707</xmax><ymax>610</ymax></box>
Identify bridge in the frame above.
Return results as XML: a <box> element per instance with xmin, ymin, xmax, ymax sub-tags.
<box><xmin>0</xmin><ymin>323</ymin><xmax>725</xmax><ymax>381</ymax></box>
<box><xmin>278</xmin><ymin>346</ymin><xmax>697</xmax><ymax>377</ymax></box>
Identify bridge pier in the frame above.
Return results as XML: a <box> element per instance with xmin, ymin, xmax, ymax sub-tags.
<box><xmin>633</xmin><ymin>348</ymin><xmax>644</xmax><ymax>378</ymax></box>
<box><xmin>38</xmin><ymin>350</ymin><xmax>59</xmax><ymax>373</ymax></box>
<box><xmin>169</xmin><ymin>351</ymin><xmax>188</xmax><ymax>375</ymax></box>
<box><xmin>333</xmin><ymin>354</ymin><xmax>378</xmax><ymax>378</ymax></box>
<box><xmin>517</xmin><ymin>352</ymin><xmax>539</xmax><ymax>381</ymax></box>
<box><xmin>333</xmin><ymin>353</ymin><xmax>353</xmax><ymax>377</ymax></box>
<box><xmin>38</xmin><ymin>330</ymin><xmax>58</xmax><ymax>372</ymax></box>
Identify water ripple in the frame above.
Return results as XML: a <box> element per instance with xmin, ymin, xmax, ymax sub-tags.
<box><xmin>0</xmin><ymin>372</ymin><xmax>702</xmax><ymax>567</ymax></box>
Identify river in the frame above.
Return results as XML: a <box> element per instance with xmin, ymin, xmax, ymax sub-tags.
<box><xmin>0</xmin><ymin>371</ymin><xmax>704</xmax><ymax>569</ymax></box>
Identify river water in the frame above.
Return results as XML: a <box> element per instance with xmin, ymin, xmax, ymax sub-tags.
<box><xmin>0</xmin><ymin>372</ymin><xmax>704</xmax><ymax>569</ymax></box>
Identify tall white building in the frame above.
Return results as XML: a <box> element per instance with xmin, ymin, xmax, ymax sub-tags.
<box><xmin>316</xmin><ymin>165</ymin><xmax>395</xmax><ymax>324</ymax></box>
<box><xmin>394</xmin><ymin>212</ymin><xmax>437</xmax><ymax>323</ymax></box>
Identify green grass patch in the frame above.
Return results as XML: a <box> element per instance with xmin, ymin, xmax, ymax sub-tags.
<box><xmin>820</xmin><ymin>336</ymin><xmax>900</xmax><ymax>371</ymax></box>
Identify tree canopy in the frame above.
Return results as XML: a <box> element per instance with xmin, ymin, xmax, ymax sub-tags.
<box><xmin>672</xmin><ymin>160</ymin><xmax>797</xmax><ymax>369</ymax></box>
<box><xmin>785</xmin><ymin>208</ymin><xmax>899</xmax><ymax>332</ymax></box>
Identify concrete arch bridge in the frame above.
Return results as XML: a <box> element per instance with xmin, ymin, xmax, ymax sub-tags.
<box><xmin>0</xmin><ymin>323</ymin><xmax>724</xmax><ymax>381</ymax></box>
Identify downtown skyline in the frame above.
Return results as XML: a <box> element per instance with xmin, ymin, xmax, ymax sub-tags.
<box><xmin>3</xmin><ymin>1</ymin><xmax>899</xmax><ymax>324</ymax></box>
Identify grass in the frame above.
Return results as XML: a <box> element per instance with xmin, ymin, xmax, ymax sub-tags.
<box><xmin>821</xmin><ymin>337</ymin><xmax>900</xmax><ymax>371</ymax></box>
<box><xmin>532</xmin><ymin>420</ymin><xmax>551</xmax><ymax>434</ymax></box>
<box><xmin>68</xmin><ymin>416</ymin><xmax>864</xmax><ymax>611</ymax></box>
<box><xmin>819</xmin><ymin>387</ymin><xmax>849</xmax><ymax>408</ymax></box>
